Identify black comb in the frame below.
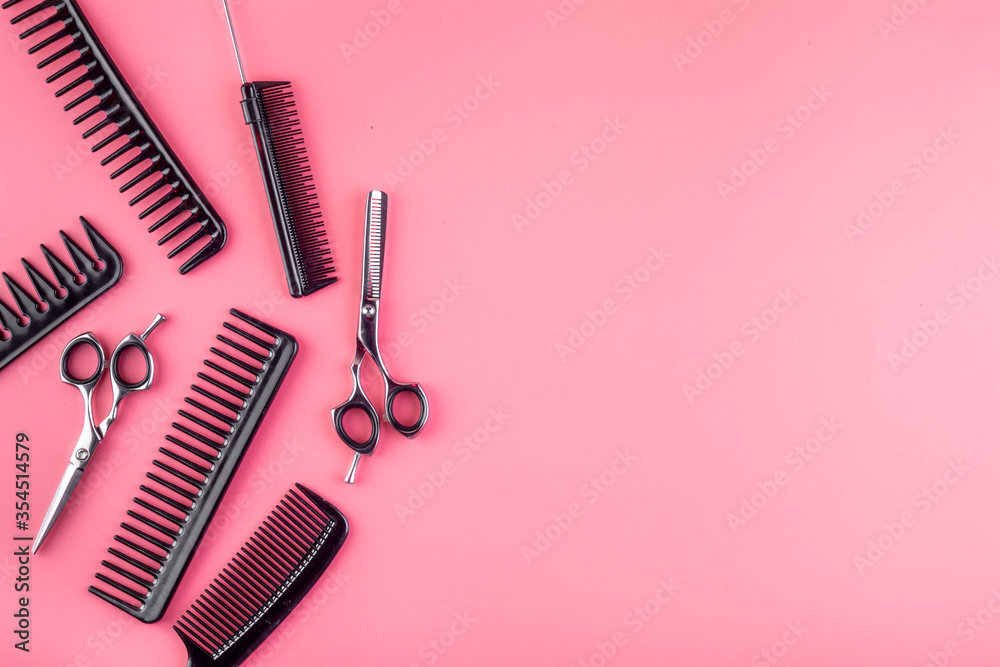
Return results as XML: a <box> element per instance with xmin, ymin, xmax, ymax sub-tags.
<box><xmin>4</xmin><ymin>0</ymin><xmax>228</xmax><ymax>274</ymax></box>
<box><xmin>0</xmin><ymin>216</ymin><xmax>122</xmax><ymax>372</ymax></box>
<box><xmin>174</xmin><ymin>484</ymin><xmax>349</xmax><ymax>666</ymax></box>
<box><xmin>88</xmin><ymin>310</ymin><xmax>298</xmax><ymax>623</ymax></box>
<box><xmin>223</xmin><ymin>2</ymin><xmax>336</xmax><ymax>297</ymax></box>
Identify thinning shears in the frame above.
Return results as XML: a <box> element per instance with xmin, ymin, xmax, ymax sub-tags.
<box><xmin>33</xmin><ymin>314</ymin><xmax>165</xmax><ymax>554</ymax></box>
<box><xmin>332</xmin><ymin>191</ymin><xmax>428</xmax><ymax>484</ymax></box>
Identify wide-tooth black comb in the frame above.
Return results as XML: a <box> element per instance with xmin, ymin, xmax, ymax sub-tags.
<box><xmin>0</xmin><ymin>216</ymin><xmax>122</xmax><ymax>372</ymax></box>
<box><xmin>174</xmin><ymin>484</ymin><xmax>349</xmax><ymax>666</ymax></box>
<box><xmin>88</xmin><ymin>310</ymin><xmax>298</xmax><ymax>623</ymax></box>
<box><xmin>4</xmin><ymin>0</ymin><xmax>227</xmax><ymax>274</ymax></box>
<box><xmin>222</xmin><ymin>3</ymin><xmax>335</xmax><ymax>297</ymax></box>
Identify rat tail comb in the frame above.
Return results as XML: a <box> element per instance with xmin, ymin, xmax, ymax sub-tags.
<box><xmin>222</xmin><ymin>2</ymin><xmax>335</xmax><ymax>297</ymax></box>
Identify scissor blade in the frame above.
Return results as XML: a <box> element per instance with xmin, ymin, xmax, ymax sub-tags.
<box><xmin>363</xmin><ymin>190</ymin><xmax>388</xmax><ymax>301</ymax></box>
<box><xmin>32</xmin><ymin>464</ymin><xmax>84</xmax><ymax>554</ymax></box>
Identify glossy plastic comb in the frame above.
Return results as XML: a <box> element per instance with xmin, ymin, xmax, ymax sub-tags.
<box><xmin>174</xmin><ymin>484</ymin><xmax>349</xmax><ymax>666</ymax></box>
<box><xmin>4</xmin><ymin>0</ymin><xmax>227</xmax><ymax>274</ymax></box>
<box><xmin>222</xmin><ymin>1</ymin><xmax>336</xmax><ymax>297</ymax></box>
<box><xmin>88</xmin><ymin>310</ymin><xmax>298</xmax><ymax>623</ymax></box>
<box><xmin>0</xmin><ymin>216</ymin><xmax>122</xmax><ymax>372</ymax></box>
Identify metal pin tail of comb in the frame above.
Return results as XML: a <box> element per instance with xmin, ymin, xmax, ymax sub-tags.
<box><xmin>3</xmin><ymin>0</ymin><xmax>227</xmax><ymax>274</ymax></box>
<box><xmin>88</xmin><ymin>310</ymin><xmax>298</xmax><ymax>623</ymax></box>
<box><xmin>174</xmin><ymin>484</ymin><xmax>349</xmax><ymax>666</ymax></box>
<box><xmin>0</xmin><ymin>216</ymin><xmax>122</xmax><ymax>373</ymax></box>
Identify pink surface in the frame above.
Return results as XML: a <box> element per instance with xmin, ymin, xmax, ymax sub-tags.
<box><xmin>2</xmin><ymin>0</ymin><xmax>1000</xmax><ymax>665</ymax></box>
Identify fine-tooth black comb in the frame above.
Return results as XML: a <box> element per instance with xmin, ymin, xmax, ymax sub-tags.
<box><xmin>0</xmin><ymin>216</ymin><xmax>122</xmax><ymax>372</ymax></box>
<box><xmin>89</xmin><ymin>310</ymin><xmax>298</xmax><ymax>623</ymax></box>
<box><xmin>221</xmin><ymin>0</ymin><xmax>336</xmax><ymax>297</ymax></box>
<box><xmin>174</xmin><ymin>484</ymin><xmax>349</xmax><ymax>666</ymax></box>
<box><xmin>4</xmin><ymin>0</ymin><xmax>228</xmax><ymax>274</ymax></box>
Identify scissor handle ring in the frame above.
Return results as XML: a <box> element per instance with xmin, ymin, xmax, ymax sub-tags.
<box><xmin>386</xmin><ymin>382</ymin><xmax>429</xmax><ymax>437</ymax></box>
<box><xmin>332</xmin><ymin>399</ymin><xmax>381</xmax><ymax>455</ymax></box>
<box><xmin>109</xmin><ymin>336</ymin><xmax>154</xmax><ymax>392</ymax></box>
<box><xmin>59</xmin><ymin>334</ymin><xmax>105</xmax><ymax>386</ymax></box>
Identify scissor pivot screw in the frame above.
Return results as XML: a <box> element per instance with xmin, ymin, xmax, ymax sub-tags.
<box><xmin>362</xmin><ymin>304</ymin><xmax>375</xmax><ymax>317</ymax></box>
<box><xmin>76</xmin><ymin>449</ymin><xmax>89</xmax><ymax>461</ymax></box>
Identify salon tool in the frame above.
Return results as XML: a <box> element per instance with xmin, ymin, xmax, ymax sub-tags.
<box><xmin>221</xmin><ymin>0</ymin><xmax>336</xmax><ymax>297</ymax></box>
<box><xmin>174</xmin><ymin>484</ymin><xmax>349</xmax><ymax>666</ymax></box>
<box><xmin>33</xmin><ymin>313</ymin><xmax>165</xmax><ymax>554</ymax></box>
<box><xmin>331</xmin><ymin>191</ymin><xmax>428</xmax><ymax>484</ymax></box>
<box><xmin>89</xmin><ymin>310</ymin><xmax>298</xmax><ymax>622</ymax></box>
<box><xmin>4</xmin><ymin>0</ymin><xmax>227</xmax><ymax>274</ymax></box>
<box><xmin>0</xmin><ymin>217</ymin><xmax>122</xmax><ymax>373</ymax></box>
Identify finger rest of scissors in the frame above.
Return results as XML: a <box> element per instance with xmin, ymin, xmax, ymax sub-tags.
<box><xmin>331</xmin><ymin>399</ymin><xmax>380</xmax><ymax>455</ymax></box>
<box><xmin>385</xmin><ymin>382</ymin><xmax>429</xmax><ymax>437</ymax></box>
<box><xmin>60</xmin><ymin>333</ymin><xmax>105</xmax><ymax>386</ymax></box>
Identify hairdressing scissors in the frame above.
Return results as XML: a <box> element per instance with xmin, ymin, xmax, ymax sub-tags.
<box><xmin>32</xmin><ymin>314</ymin><xmax>165</xmax><ymax>554</ymax></box>
<box><xmin>332</xmin><ymin>191</ymin><xmax>428</xmax><ymax>484</ymax></box>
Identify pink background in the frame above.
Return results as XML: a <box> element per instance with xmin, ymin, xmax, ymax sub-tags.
<box><xmin>2</xmin><ymin>0</ymin><xmax>1000</xmax><ymax>665</ymax></box>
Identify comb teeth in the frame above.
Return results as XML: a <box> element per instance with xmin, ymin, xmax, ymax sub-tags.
<box><xmin>364</xmin><ymin>191</ymin><xmax>386</xmax><ymax>301</ymax></box>
<box><xmin>0</xmin><ymin>217</ymin><xmax>122</xmax><ymax>372</ymax></box>
<box><xmin>89</xmin><ymin>310</ymin><xmax>298</xmax><ymax>623</ymax></box>
<box><xmin>246</xmin><ymin>81</ymin><xmax>336</xmax><ymax>298</ymax></box>
<box><xmin>174</xmin><ymin>485</ymin><xmax>348</xmax><ymax>665</ymax></box>
<box><xmin>4</xmin><ymin>0</ymin><xmax>227</xmax><ymax>274</ymax></box>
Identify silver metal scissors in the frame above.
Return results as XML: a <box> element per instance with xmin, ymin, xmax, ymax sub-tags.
<box><xmin>33</xmin><ymin>314</ymin><xmax>165</xmax><ymax>554</ymax></box>
<box><xmin>332</xmin><ymin>191</ymin><xmax>428</xmax><ymax>484</ymax></box>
